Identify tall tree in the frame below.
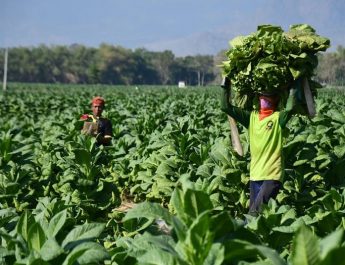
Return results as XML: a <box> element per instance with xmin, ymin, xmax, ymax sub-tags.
<box><xmin>132</xmin><ymin>48</ymin><xmax>160</xmax><ymax>84</ymax></box>
<box><xmin>150</xmin><ymin>50</ymin><xmax>175</xmax><ymax>85</ymax></box>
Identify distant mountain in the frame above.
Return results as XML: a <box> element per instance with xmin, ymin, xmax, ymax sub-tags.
<box><xmin>143</xmin><ymin>30</ymin><xmax>236</xmax><ymax>57</ymax></box>
<box><xmin>142</xmin><ymin>25</ymin><xmax>341</xmax><ymax>57</ymax></box>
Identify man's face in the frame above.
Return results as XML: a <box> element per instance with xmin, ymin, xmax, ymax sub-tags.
<box><xmin>259</xmin><ymin>96</ymin><xmax>279</xmax><ymax>110</ymax></box>
<box><xmin>92</xmin><ymin>103</ymin><xmax>104</xmax><ymax>117</ymax></box>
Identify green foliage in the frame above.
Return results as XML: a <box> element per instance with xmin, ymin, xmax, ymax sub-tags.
<box><xmin>0</xmin><ymin>205</ymin><xmax>109</xmax><ymax>264</ymax></box>
<box><xmin>221</xmin><ymin>24</ymin><xmax>330</xmax><ymax>110</ymax></box>
<box><xmin>0</xmin><ymin>84</ymin><xmax>345</xmax><ymax>264</ymax></box>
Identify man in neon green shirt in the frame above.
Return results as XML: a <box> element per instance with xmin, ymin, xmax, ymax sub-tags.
<box><xmin>221</xmin><ymin>78</ymin><xmax>297</xmax><ymax>215</ymax></box>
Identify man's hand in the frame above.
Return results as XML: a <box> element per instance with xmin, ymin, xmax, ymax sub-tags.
<box><xmin>285</xmin><ymin>85</ymin><xmax>298</xmax><ymax>112</ymax></box>
<box><xmin>293</xmin><ymin>78</ymin><xmax>304</xmax><ymax>102</ymax></box>
<box><xmin>293</xmin><ymin>78</ymin><xmax>303</xmax><ymax>90</ymax></box>
<box><xmin>220</xmin><ymin>76</ymin><xmax>232</xmax><ymax>112</ymax></box>
<box><xmin>289</xmin><ymin>88</ymin><xmax>296</xmax><ymax>96</ymax></box>
<box><xmin>96</xmin><ymin>134</ymin><xmax>112</xmax><ymax>145</ymax></box>
<box><xmin>221</xmin><ymin>76</ymin><xmax>231</xmax><ymax>89</ymax></box>
<box><xmin>80</xmin><ymin>114</ymin><xmax>90</xmax><ymax>121</ymax></box>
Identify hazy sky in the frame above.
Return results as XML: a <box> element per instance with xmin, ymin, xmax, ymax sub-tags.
<box><xmin>1</xmin><ymin>0</ymin><xmax>344</xmax><ymax>53</ymax></box>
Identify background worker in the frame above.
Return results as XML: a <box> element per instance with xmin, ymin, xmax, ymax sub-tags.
<box><xmin>80</xmin><ymin>96</ymin><xmax>113</xmax><ymax>146</ymax></box>
<box><xmin>221</xmin><ymin>78</ymin><xmax>298</xmax><ymax>215</ymax></box>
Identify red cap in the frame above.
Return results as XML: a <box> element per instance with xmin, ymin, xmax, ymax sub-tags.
<box><xmin>91</xmin><ymin>96</ymin><xmax>105</xmax><ymax>106</ymax></box>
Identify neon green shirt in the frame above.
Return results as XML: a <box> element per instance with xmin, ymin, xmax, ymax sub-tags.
<box><xmin>220</xmin><ymin>87</ymin><xmax>297</xmax><ymax>181</ymax></box>
<box><xmin>249</xmin><ymin>111</ymin><xmax>283</xmax><ymax>181</ymax></box>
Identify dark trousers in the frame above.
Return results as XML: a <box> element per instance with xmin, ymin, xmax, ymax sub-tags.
<box><xmin>249</xmin><ymin>180</ymin><xmax>281</xmax><ymax>215</ymax></box>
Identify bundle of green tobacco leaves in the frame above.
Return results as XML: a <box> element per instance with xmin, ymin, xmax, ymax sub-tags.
<box><xmin>221</xmin><ymin>24</ymin><xmax>330</xmax><ymax>111</ymax></box>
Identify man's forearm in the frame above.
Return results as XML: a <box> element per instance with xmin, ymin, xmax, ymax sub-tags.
<box><xmin>97</xmin><ymin>135</ymin><xmax>112</xmax><ymax>145</ymax></box>
<box><xmin>279</xmin><ymin>85</ymin><xmax>298</xmax><ymax>128</ymax></box>
<box><xmin>285</xmin><ymin>88</ymin><xmax>296</xmax><ymax>112</ymax></box>
<box><xmin>220</xmin><ymin>87</ymin><xmax>250</xmax><ymax>128</ymax></box>
<box><xmin>221</xmin><ymin>85</ymin><xmax>231</xmax><ymax>112</ymax></box>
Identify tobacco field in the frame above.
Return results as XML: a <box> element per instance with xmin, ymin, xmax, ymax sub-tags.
<box><xmin>0</xmin><ymin>84</ymin><xmax>345</xmax><ymax>265</ymax></box>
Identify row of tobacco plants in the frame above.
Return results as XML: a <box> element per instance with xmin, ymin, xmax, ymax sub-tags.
<box><xmin>0</xmin><ymin>83</ymin><xmax>345</xmax><ymax>264</ymax></box>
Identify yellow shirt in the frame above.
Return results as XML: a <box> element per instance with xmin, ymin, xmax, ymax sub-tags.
<box><xmin>249</xmin><ymin>111</ymin><xmax>284</xmax><ymax>181</ymax></box>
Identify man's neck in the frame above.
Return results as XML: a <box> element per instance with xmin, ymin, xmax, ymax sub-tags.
<box><xmin>259</xmin><ymin>108</ymin><xmax>275</xmax><ymax>120</ymax></box>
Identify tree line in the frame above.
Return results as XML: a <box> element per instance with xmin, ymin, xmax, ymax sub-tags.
<box><xmin>0</xmin><ymin>44</ymin><xmax>344</xmax><ymax>86</ymax></box>
<box><xmin>316</xmin><ymin>46</ymin><xmax>345</xmax><ymax>86</ymax></box>
<box><xmin>0</xmin><ymin>44</ymin><xmax>216</xmax><ymax>86</ymax></box>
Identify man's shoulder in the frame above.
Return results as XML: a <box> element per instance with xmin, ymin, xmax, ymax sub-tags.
<box><xmin>99</xmin><ymin>117</ymin><xmax>111</xmax><ymax>122</ymax></box>
<box><xmin>250</xmin><ymin>110</ymin><xmax>259</xmax><ymax>117</ymax></box>
<box><xmin>99</xmin><ymin>117</ymin><xmax>112</xmax><ymax>127</ymax></box>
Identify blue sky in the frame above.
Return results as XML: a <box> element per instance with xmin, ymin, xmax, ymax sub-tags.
<box><xmin>1</xmin><ymin>0</ymin><xmax>344</xmax><ymax>55</ymax></box>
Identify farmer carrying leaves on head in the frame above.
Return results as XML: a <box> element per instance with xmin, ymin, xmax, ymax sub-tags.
<box><xmin>221</xmin><ymin>77</ymin><xmax>300</xmax><ymax>216</ymax></box>
<box><xmin>80</xmin><ymin>96</ymin><xmax>113</xmax><ymax>146</ymax></box>
<box><xmin>219</xmin><ymin>24</ymin><xmax>329</xmax><ymax>216</ymax></box>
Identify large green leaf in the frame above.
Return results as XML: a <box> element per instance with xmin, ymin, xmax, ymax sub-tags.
<box><xmin>175</xmin><ymin>188</ymin><xmax>213</xmax><ymax>225</ymax></box>
<box><xmin>62</xmin><ymin>223</ymin><xmax>105</xmax><ymax>250</ymax></box>
<box><xmin>254</xmin><ymin>245</ymin><xmax>286</xmax><ymax>265</ymax></box>
<box><xmin>47</xmin><ymin>209</ymin><xmax>67</xmax><ymax>238</ymax></box>
<box><xmin>0</xmin><ymin>208</ymin><xmax>17</xmax><ymax>228</ymax></box>
<box><xmin>16</xmin><ymin>210</ymin><xmax>35</xmax><ymax>242</ymax></box>
<box><xmin>319</xmin><ymin>229</ymin><xmax>344</xmax><ymax>260</ymax></box>
<box><xmin>73</xmin><ymin>148</ymin><xmax>91</xmax><ymax>167</ymax></box>
<box><xmin>123</xmin><ymin>202</ymin><xmax>172</xmax><ymax>224</ymax></box>
<box><xmin>136</xmin><ymin>248</ymin><xmax>184</xmax><ymax>265</ymax></box>
<box><xmin>172</xmin><ymin>217</ymin><xmax>187</xmax><ymax>242</ymax></box>
<box><xmin>203</xmin><ymin>243</ymin><xmax>224</xmax><ymax>265</ymax></box>
<box><xmin>27</xmin><ymin>222</ymin><xmax>47</xmax><ymax>252</ymax></box>
<box><xmin>40</xmin><ymin>237</ymin><xmax>64</xmax><ymax>261</ymax></box>
<box><xmin>290</xmin><ymin>225</ymin><xmax>320</xmax><ymax>265</ymax></box>
<box><xmin>319</xmin><ymin>247</ymin><xmax>345</xmax><ymax>265</ymax></box>
<box><xmin>62</xmin><ymin>242</ymin><xmax>109</xmax><ymax>265</ymax></box>
<box><xmin>74</xmin><ymin>242</ymin><xmax>109</xmax><ymax>264</ymax></box>
<box><xmin>184</xmin><ymin>211</ymin><xmax>212</xmax><ymax>253</ymax></box>
<box><xmin>223</xmin><ymin>239</ymin><xmax>261</xmax><ymax>262</ymax></box>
